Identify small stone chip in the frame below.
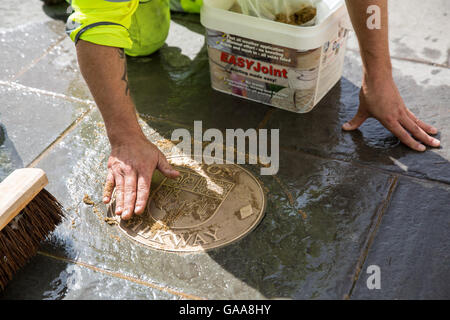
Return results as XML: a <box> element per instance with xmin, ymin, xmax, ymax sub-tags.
<box><xmin>298</xmin><ymin>209</ymin><xmax>308</xmax><ymax>220</ymax></box>
<box><xmin>104</xmin><ymin>217</ymin><xmax>118</xmax><ymax>225</ymax></box>
<box><xmin>83</xmin><ymin>194</ymin><xmax>95</xmax><ymax>206</ymax></box>
<box><xmin>239</xmin><ymin>204</ymin><xmax>253</xmax><ymax>219</ymax></box>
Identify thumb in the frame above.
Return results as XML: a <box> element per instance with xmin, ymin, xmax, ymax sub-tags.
<box><xmin>342</xmin><ymin>108</ymin><xmax>369</xmax><ymax>131</ymax></box>
<box><xmin>157</xmin><ymin>153</ymin><xmax>180</xmax><ymax>179</ymax></box>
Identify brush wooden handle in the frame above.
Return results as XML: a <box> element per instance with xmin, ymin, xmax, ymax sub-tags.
<box><xmin>0</xmin><ymin>168</ymin><xmax>48</xmax><ymax>231</ymax></box>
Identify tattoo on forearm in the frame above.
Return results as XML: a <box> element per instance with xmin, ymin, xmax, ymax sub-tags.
<box><xmin>117</xmin><ymin>48</ymin><xmax>130</xmax><ymax>96</ymax></box>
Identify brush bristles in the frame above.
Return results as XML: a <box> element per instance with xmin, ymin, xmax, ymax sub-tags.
<box><xmin>0</xmin><ymin>189</ymin><xmax>64</xmax><ymax>290</ymax></box>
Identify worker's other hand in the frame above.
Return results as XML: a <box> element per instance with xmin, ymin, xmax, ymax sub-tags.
<box><xmin>342</xmin><ymin>77</ymin><xmax>440</xmax><ymax>151</ymax></box>
<box><xmin>102</xmin><ymin>137</ymin><xmax>180</xmax><ymax>220</ymax></box>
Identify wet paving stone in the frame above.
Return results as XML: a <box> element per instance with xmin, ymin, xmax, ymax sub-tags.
<box><xmin>351</xmin><ymin>178</ymin><xmax>450</xmax><ymax>299</ymax></box>
<box><xmin>0</xmin><ymin>254</ymin><xmax>71</xmax><ymax>300</ymax></box>
<box><xmin>262</xmin><ymin>52</ymin><xmax>450</xmax><ymax>184</ymax></box>
<box><xmin>14</xmin><ymin>36</ymin><xmax>92</xmax><ymax>101</ymax></box>
<box><xmin>0</xmin><ymin>125</ymin><xmax>22</xmax><ymax>182</ymax></box>
<box><xmin>0</xmin><ymin>0</ymin><xmax>54</xmax><ymax>31</ymax></box>
<box><xmin>0</xmin><ymin>107</ymin><xmax>395</xmax><ymax>299</ymax></box>
<box><xmin>0</xmin><ymin>19</ymin><xmax>66</xmax><ymax>80</ymax></box>
<box><xmin>3</xmin><ymin>110</ymin><xmax>263</xmax><ymax>299</ymax></box>
<box><xmin>128</xmin><ymin>17</ymin><xmax>271</xmax><ymax>132</ymax></box>
<box><xmin>0</xmin><ymin>1</ymin><xmax>88</xmax><ymax>99</ymax></box>
<box><xmin>0</xmin><ymin>83</ymin><xmax>91</xmax><ymax>178</ymax></box>
<box><xmin>0</xmin><ymin>253</ymin><xmax>178</xmax><ymax>300</ymax></box>
<box><xmin>1</xmin><ymin>2</ymin><xmax>448</xmax><ymax>301</ymax></box>
<box><xmin>209</xmin><ymin>150</ymin><xmax>393</xmax><ymax>299</ymax></box>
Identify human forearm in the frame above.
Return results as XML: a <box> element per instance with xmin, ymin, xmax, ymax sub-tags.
<box><xmin>75</xmin><ymin>40</ymin><xmax>178</xmax><ymax>220</ymax></box>
<box><xmin>345</xmin><ymin>0</ymin><xmax>392</xmax><ymax>81</ymax></box>
<box><xmin>76</xmin><ymin>40</ymin><xmax>146</xmax><ymax>146</ymax></box>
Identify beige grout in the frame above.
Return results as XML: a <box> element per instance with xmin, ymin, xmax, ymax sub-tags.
<box><xmin>347</xmin><ymin>48</ymin><xmax>450</xmax><ymax>69</ymax></box>
<box><xmin>256</xmin><ymin>109</ymin><xmax>275</xmax><ymax>130</ymax></box>
<box><xmin>345</xmin><ymin>176</ymin><xmax>399</xmax><ymax>299</ymax></box>
<box><xmin>272</xmin><ymin>175</ymin><xmax>296</xmax><ymax>207</ymax></box>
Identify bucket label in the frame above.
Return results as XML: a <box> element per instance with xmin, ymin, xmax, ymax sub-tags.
<box><xmin>206</xmin><ymin>27</ymin><xmax>348</xmax><ymax>113</ymax></box>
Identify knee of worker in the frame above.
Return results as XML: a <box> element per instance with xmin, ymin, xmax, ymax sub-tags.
<box><xmin>170</xmin><ymin>0</ymin><xmax>202</xmax><ymax>13</ymax></box>
<box><xmin>66</xmin><ymin>0</ymin><xmax>139</xmax><ymax>49</ymax></box>
<box><xmin>125</xmin><ymin>0</ymin><xmax>171</xmax><ymax>57</ymax></box>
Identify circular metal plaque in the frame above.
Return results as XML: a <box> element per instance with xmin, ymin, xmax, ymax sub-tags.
<box><xmin>108</xmin><ymin>156</ymin><xmax>266</xmax><ymax>253</ymax></box>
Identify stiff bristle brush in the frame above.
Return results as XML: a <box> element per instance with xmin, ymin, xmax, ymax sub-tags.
<box><xmin>0</xmin><ymin>168</ymin><xmax>64</xmax><ymax>290</ymax></box>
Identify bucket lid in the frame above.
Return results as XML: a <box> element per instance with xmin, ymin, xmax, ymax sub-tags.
<box><xmin>201</xmin><ymin>0</ymin><xmax>350</xmax><ymax>50</ymax></box>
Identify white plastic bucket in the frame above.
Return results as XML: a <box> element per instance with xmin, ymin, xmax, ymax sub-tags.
<box><xmin>200</xmin><ymin>0</ymin><xmax>352</xmax><ymax>113</ymax></box>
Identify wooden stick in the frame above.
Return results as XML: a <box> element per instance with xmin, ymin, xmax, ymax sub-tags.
<box><xmin>0</xmin><ymin>168</ymin><xmax>48</xmax><ymax>231</ymax></box>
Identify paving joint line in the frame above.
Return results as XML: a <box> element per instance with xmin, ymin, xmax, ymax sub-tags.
<box><xmin>272</xmin><ymin>175</ymin><xmax>296</xmax><ymax>208</ymax></box>
<box><xmin>279</xmin><ymin>146</ymin><xmax>450</xmax><ymax>188</ymax></box>
<box><xmin>11</xmin><ymin>35</ymin><xmax>67</xmax><ymax>81</ymax></box>
<box><xmin>28</xmin><ymin>106</ymin><xmax>95</xmax><ymax>168</ymax></box>
<box><xmin>345</xmin><ymin>175</ymin><xmax>399</xmax><ymax>299</ymax></box>
<box><xmin>3</xmin><ymin>77</ymin><xmax>447</xmax><ymax>188</ymax></box>
<box><xmin>0</xmin><ymin>80</ymin><xmax>95</xmax><ymax>106</ymax></box>
<box><xmin>256</xmin><ymin>109</ymin><xmax>275</xmax><ymax>130</ymax></box>
<box><xmin>5</xmin><ymin>79</ymin><xmax>446</xmax><ymax>187</ymax></box>
<box><xmin>347</xmin><ymin>48</ymin><xmax>449</xmax><ymax>69</ymax></box>
<box><xmin>37</xmin><ymin>251</ymin><xmax>206</xmax><ymax>300</ymax></box>
<box><xmin>0</xmin><ymin>80</ymin><xmax>96</xmax><ymax>168</ymax></box>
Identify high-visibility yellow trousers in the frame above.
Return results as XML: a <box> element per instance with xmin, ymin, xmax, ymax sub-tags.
<box><xmin>67</xmin><ymin>0</ymin><xmax>202</xmax><ymax>57</ymax></box>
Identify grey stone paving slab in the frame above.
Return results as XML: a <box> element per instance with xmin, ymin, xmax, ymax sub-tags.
<box><xmin>0</xmin><ymin>253</ymin><xmax>178</xmax><ymax>300</ymax></box>
<box><xmin>351</xmin><ymin>178</ymin><xmax>450</xmax><ymax>300</ymax></box>
<box><xmin>389</xmin><ymin>0</ymin><xmax>449</xmax><ymax>66</ymax></box>
<box><xmin>346</xmin><ymin>0</ymin><xmax>450</xmax><ymax>67</ymax></box>
<box><xmin>2</xmin><ymin>1</ymin><xmax>89</xmax><ymax>100</ymax></box>
<box><xmin>0</xmin><ymin>0</ymin><xmax>54</xmax><ymax>32</ymax></box>
<box><xmin>129</xmin><ymin>52</ymin><xmax>270</xmax><ymax>132</ymax></box>
<box><xmin>6</xmin><ymin>110</ymin><xmax>264</xmax><ymax>300</ymax></box>
<box><xmin>0</xmin><ymin>107</ymin><xmax>394</xmax><ymax>299</ymax></box>
<box><xmin>343</xmin><ymin>51</ymin><xmax>450</xmax><ymax>182</ymax></box>
<box><xmin>1</xmin><ymin>1</ymin><xmax>447</xmax><ymax>301</ymax></box>
<box><xmin>0</xmin><ymin>19</ymin><xmax>66</xmax><ymax>80</ymax></box>
<box><xmin>0</xmin><ymin>124</ymin><xmax>23</xmax><ymax>182</ymax></box>
<box><xmin>0</xmin><ymin>254</ymin><xmax>71</xmax><ymax>300</ymax></box>
<box><xmin>262</xmin><ymin>51</ymin><xmax>450</xmax><ymax>184</ymax></box>
<box><xmin>209</xmin><ymin>149</ymin><xmax>393</xmax><ymax>299</ymax></box>
<box><xmin>0</xmin><ymin>82</ymin><xmax>91</xmax><ymax>177</ymax></box>
<box><xmin>14</xmin><ymin>36</ymin><xmax>92</xmax><ymax>101</ymax></box>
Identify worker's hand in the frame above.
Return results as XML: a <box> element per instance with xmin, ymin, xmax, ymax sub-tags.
<box><xmin>102</xmin><ymin>137</ymin><xmax>179</xmax><ymax>220</ymax></box>
<box><xmin>342</xmin><ymin>77</ymin><xmax>440</xmax><ymax>151</ymax></box>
